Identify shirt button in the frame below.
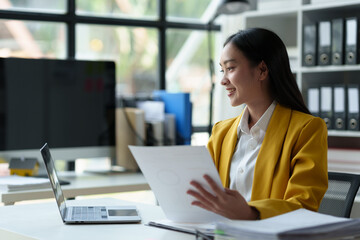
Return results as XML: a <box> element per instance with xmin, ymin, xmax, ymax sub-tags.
<box><xmin>239</xmin><ymin>168</ymin><xmax>244</xmax><ymax>174</ymax></box>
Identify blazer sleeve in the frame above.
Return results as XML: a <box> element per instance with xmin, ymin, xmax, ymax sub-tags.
<box><xmin>248</xmin><ymin>117</ymin><xmax>328</xmax><ymax>219</ymax></box>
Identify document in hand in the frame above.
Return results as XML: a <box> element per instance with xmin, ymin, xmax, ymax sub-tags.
<box><xmin>129</xmin><ymin>145</ymin><xmax>226</xmax><ymax>223</ymax></box>
<box><xmin>215</xmin><ymin>208</ymin><xmax>360</xmax><ymax>240</ymax></box>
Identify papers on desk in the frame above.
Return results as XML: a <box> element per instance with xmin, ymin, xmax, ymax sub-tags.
<box><xmin>0</xmin><ymin>175</ymin><xmax>50</xmax><ymax>192</ymax></box>
<box><xmin>215</xmin><ymin>208</ymin><xmax>360</xmax><ymax>240</ymax></box>
<box><xmin>147</xmin><ymin>209</ymin><xmax>360</xmax><ymax>240</ymax></box>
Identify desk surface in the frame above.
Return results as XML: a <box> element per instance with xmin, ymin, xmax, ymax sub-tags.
<box><xmin>0</xmin><ymin>198</ymin><xmax>194</xmax><ymax>240</ymax></box>
<box><xmin>0</xmin><ymin>172</ymin><xmax>150</xmax><ymax>205</ymax></box>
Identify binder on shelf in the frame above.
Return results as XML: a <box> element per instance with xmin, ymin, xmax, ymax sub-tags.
<box><xmin>333</xmin><ymin>85</ymin><xmax>346</xmax><ymax>130</ymax></box>
<box><xmin>303</xmin><ymin>24</ymin><xmax>317</xmax><ymax>66</ymax></box>
<box><xmin>347</xmin><ymin>85</ymin><xmax>360</xmax><ymax>131</ymax></box>
<box><xmin>332</xmin><ymin>18</ymin><xmax>345</xmax><ymax>65</ymax></box>
<box><xmin>318</xmin><ymin>21</ymin><xmax>331</xmax><ymax>65</ymax></box>
<box><xmin>345</xmin><ymin>17</ymin><xmax>359</xmax><ymax>65</ymax></box>
<box><xmin>320</xmin><ymin>86</ymin><xmax>333</xmax><ymax>129</ymax></box>
<box><xmin>307</xmin><ymin>87</ymin><xmax>320</xmax><ymax>117</ymax></box>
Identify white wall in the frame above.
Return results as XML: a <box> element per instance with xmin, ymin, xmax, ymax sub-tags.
<box><xmin>213</xmin><ymin>14</ymin><xmax>245</xmax><ymax>123</ymax></box>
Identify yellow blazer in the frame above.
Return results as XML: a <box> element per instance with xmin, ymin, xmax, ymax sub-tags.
<box><xmin>207</xmin><ymin>104</ymin><xmax>328</xmax><ymax>219</ymax></box>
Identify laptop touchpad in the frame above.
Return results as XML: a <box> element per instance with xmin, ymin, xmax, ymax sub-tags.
<box><xmin>108</xmin><ymin>209</ymin><xmax>139</xmax><ymax>216</ymax></box>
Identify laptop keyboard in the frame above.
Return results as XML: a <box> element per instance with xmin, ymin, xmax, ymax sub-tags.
<box><xmin>71</xmin><ymin>206</ymin><xmax>108</xmax><ymax>221</ymax></box>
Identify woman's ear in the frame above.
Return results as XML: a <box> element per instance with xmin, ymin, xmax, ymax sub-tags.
<box><xmin>258</xmin><ymin>61</ymin><xmax>268</xmax><ymax>81</ymax></box>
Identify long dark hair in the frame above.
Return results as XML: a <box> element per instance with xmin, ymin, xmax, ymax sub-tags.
<box><xmin>224</xmin><ymin>28</ymin><xmax>310</xmax><ymax>115</ymax></box>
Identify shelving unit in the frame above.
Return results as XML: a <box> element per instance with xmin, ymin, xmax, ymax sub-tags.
<box><xmin>239</xmin><ymin>0</ymin><xmax>360</xmax><ymax>178</ymax></box>
<box><xmin>242</xmin><ymin>0</ymin><xmax>360</xmax><ymax>148</ymax></box>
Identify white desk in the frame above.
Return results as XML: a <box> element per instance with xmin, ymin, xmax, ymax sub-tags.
<box><xmin>0</xmin><ymin>172</ymin><xmax>150</xmax><ymax>205</ymax></box>
<box><xmin>0</xmin><ymin>198</ymin><xmax>194</xmax><ymax>240</ymax></box>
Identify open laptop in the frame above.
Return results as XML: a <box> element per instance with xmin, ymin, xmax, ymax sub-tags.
<box><xmin>40</xmin><ymin>143</ymin><xmax>141</xmax><ymax>224</ymax></box>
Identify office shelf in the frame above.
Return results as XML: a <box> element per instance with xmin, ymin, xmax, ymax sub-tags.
<box><xmin>301</xmin><ymin>65</ymin><xmax>360</xmax><ymax>73</ymax></box>
<box><xmin>242</xmin><ymin>0</ymin><xmax>360</xmax><ymax>147</ymax></box>
<box><xmin>328</xmin><ymin>130</ymin><xmax>360</xmax><ymax>137</ymax></box>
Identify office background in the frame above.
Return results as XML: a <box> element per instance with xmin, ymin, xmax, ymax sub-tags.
<box><xmin>0</xmin><ymin>0</ymin><xmax>244</xmax><ymax>142</ymax></box>
<box><xmin>1</xmin><ymin>0</ymin><xmax>360</xmax><ymax>212</ymax></box>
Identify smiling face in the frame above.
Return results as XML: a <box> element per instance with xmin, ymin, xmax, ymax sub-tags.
<box><xmin>219</xmin><ymin>42</ymin><xmax>264</xmax><ymax>107</ymax></box>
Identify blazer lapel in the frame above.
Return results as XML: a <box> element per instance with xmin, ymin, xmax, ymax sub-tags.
<box><xmin>218</xmin><ymin>114</ymin><xmax>241</xmax><ymax>187</ymax></box>
<box><xmin>251</xmin><ymin>105</ymin><xmax>291</xmax><ymax>200</ymax></box>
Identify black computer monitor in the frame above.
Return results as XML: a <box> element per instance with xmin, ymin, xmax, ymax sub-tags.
<box><xmin>0</xmin><ymin>58</ymin><xmax>116</xmax><ymax>167</ymax></box>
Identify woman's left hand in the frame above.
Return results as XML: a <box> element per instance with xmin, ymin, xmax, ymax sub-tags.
<box><xmin>186</xmin><ymin>174</ymin><xmax>259</xmax><ymax>220</ymax></box>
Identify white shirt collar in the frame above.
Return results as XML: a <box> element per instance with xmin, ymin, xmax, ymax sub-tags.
<box><xmin>238</xmin><ymin>101</ymin><xmax>277</xmax><ymax>136</ymax></box>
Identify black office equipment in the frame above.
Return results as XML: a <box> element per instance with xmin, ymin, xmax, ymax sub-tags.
<box><xmin>307</xmin><ymin>87</ymin><xmax>320</xmax><ymax>117</ymax></box>
<box><xmin>0</xmin><ymin>58</ymin><xmax>116</xmax><ymax>165</ymax></box>
<box><xmin>345</xmin><ymin>17</ymin><xmax>360</xmax><ymax>65</ymax></box>
<box><xmin>333</xmin><ymin>85</ymin><xmax>347</xmax><ymax>130</ymax></box>
<box><xmin>303</xmin><ymin>24</ymin><xmax>317</xmax><ymax>66</ymax></box>
<box><xmin>320</xmin><ymin>86</ymin><xmax>333</xmax><ymax>129</ymax></box>
<box><xmin>318</xmin><ymin>20</ymin><xmax>331</xmax><ymax>65</ymax></box>
<box><xmin>347</xmin><ymin>84</ymin><xmax>360</xmax><ymax>131</ymax></box>
<box><xmin>332</xmin><ymin>18</ymin><xmax>345</xmax><ymax>65</ymax></box>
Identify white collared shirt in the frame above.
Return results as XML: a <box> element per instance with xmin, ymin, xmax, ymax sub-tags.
<box><xmin>229</xmin><ymin>101</ymin><xmax>276</xmax><ymax>202</ymax></box>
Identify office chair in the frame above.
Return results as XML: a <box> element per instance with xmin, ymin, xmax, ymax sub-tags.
<box><xmin>318</xmin><ymin>171</ymin><xmax>360</xmax><ymax>218</ymax></box>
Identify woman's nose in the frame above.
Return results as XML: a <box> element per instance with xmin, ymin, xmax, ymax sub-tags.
<box><xmin>220</xmin><ymin>75</ymin><xmax>229</xmax><ymax>85</ymax></box>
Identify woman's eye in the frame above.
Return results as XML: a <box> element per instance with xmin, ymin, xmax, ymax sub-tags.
<box><xmin>220</xmin><ymin>67</ymin><xmax>234</xmax><ymax>73</ymax></box>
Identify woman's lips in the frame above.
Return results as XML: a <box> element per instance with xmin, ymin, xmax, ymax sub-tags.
<box><xmin>226</xmin><ymin>88</ymin><xmax>236</xmax><ymax>96</ymax></box>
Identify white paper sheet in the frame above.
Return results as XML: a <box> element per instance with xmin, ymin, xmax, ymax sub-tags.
<box><xmin>0</xmin><ymin>175</ymin><xmax>50</xmax><ymax>192</ymax></box>
<box><xmin>216</xmin><ymin>208</ymin><xmax>360</xmax><ymax>240</ymax></box>
<box><xmin>129</xmin><ymin>145</ymin><xmax>226</xmax><ymax>223</ymax></box>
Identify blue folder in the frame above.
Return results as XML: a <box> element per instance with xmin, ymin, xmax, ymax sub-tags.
<box><xmin>152</xmin><ymin>90</ymin><xmax>192</xmax><ymax>145</ymax></box>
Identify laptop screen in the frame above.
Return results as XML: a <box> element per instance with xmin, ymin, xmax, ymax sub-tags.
<box><xmin>40</xmin><ymin>143</ymin><xmax>67</xmax><ymax>220</ymax></box>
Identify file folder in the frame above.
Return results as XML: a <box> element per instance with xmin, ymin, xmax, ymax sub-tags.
<box><xmin>320</xmin><ymin>86</ymin><xmax>333</xmax><ymax>129</ymax></box>
<box><xmin>115</xmin><ymin>107</ymin><xmax>146</xmax><ymax>171</ymax></box>
<box><xmin>318</xmin><ymin>21</ymin><xmax>331</xmax><ymax>65</ymax></box>
<box><xmin>347</xmin><ymin>85</ymin><xmax>360</xmax><ymax>131</ymax></box>
<box><xmin>307</xmin><ymin>87</ymin><xmax>320</xmax><ymax>117</ymax></box>
<box><xmin>303</xmin><ymin>24</ymin><xmax>317</xmax><ymax>66</ymax></box>
<box><xmin>345</xmin><ymin>17</ymin><xmax>359</xmax><ymax>65</ymax></box>
<box><xmin>332</xmin><ymin>18</ymin><xmax>345</xmax><ymax>65</ymax></box>
<box><xmin>333</xmin><ymin>85</ymin><xmax>346</xmax><ymax>130</ymax></box>
<box><xmin>152</xmin><ymin>90</ymin><xmax>192</xmax><ymax>145</ymax></box>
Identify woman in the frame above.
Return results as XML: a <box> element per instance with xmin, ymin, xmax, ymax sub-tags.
<box><xmin>187</xmin><ymin>28</ymin><xmax>328</xmax><ymax>220</ymax></box>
